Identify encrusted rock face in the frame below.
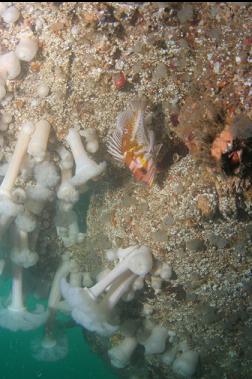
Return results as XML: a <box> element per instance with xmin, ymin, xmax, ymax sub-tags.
<box><xmin>85</xmin><ymin>155</ymin><xmax>252</xmax><ymax>378</ymax></box>
<box><xmin>87</xmin><ymin>154</ymin><xmax>252</xmax><ymax>254</ymax></box>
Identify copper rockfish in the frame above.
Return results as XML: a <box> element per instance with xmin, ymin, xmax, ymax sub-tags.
<box><xmin>107</xmin><ymin>99</ymin><xmax>160</xmax><ymax>186</ymax></box>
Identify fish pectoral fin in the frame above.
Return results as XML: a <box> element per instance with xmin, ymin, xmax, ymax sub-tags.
<box><xmin>107</xmin><ymin>128</ymin><xmax>124</xmax><ymax>161</ymax></box>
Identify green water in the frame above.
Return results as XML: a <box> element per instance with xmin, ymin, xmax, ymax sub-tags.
<box><xmin>0</xmin><ymin>279</ymin><xmax>119</xmax><ymax>379</ymax></box>
<box><xmin>0</xmin><ymin>192</ymin><xmax>119</xmax><ymax>379</ymax></box>
<box><xmin>0</xmin><ymin>328</ymin><xmax>118</xmax><ymax>379</ymax></box>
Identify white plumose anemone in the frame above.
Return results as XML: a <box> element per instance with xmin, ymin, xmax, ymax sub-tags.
<box><xmin>48</xmin><ymin>258</ymin><xmax>77</xmax><ymax>312</ymax></box>
<box><xmin>0</xmin><ymin>122</ymin><xmax>35</xmax><ymax>236</ymax></box>
<box><xmin>61</xmin><ymin>271</ymin><xmax>136</xmax><ymax>336</ymax></box>
<box><xmin>28</xmin><ymin>120</ymin><xmax>51</xmax><ymax>162</ymax></box>
<box><xmin>0</xmin><ymin>122</ymin><xmax>34</xmax><ymax>197</ymax></box>
<box><xmin>65</xmin><ymin>128</ymin><xmax>106</xmax><ymax>187</ymax></box>
<box><xmin>61</xmin><ymin>245</ymin><xmax>153</xmax><ymax>336</ymax></box>
<box><xmin>142</xmin><ymin>325</ymin><xmax>169</xmax><ymax>355</ymax></box>
<box><xmin>31</xmin><ymin>333</ymin><xmax>68</xmax><ymax>362</ymax></box>
<box><xmin>108</xmin><ymin>336</ymin><xmax>138</xmax><ymax>368</ymax></box>
<box><xmin>10</xmin><ymin>229</ymin><xmax>38</xmax><ymax>269</ymax></box>
<box><xmin>0</xmin><ymin>265</ymin><xmax>48</xmax><ymax>331</ymax></box>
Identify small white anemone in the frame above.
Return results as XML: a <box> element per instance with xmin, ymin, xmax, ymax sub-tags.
<box><xmin>0</xmin><ymin>52</ymin><xmax>21</xmax><ymax>80</ymax></box>
<box><xmin>25</xmin><ymin>184</ymin><xmax>53</xmax><ymax>215</ymax></box>
<box><xmin>161</xmin><ymin>346</ymin><xmax>177</xmax><ymax>366</ymax></box>
<box><xmin>82</xmin><ymin>272</ymin><xmax>93</xmax><ymax>288</ymax></box>
<box><xmin>15</xmin><ymin>209</ymin><xmax>36</xmax><ymax>232</ymax></box>
<box><xmin>34</xmin><ymin>161</ymin><xmax>60</xmax><ymax>189</ymax></box>
<box><xmin>56</xmin><ymin>145</ymin><xmax>78</xmax><ymax>210</ymax></box>
<box><xmin>57</xmin><ymin>181</ymin><xmax>79</xmax><ymax>207</ymax></box>
<box><xmin>160</xmin><ymin>263</ymin><xmax>172</xmax><ymax>280</ymax></box>
<box><xmin>37</xmin><ymin>82</ymin><xmax>49</xmax><ymax>98</ymax></box>
<box><xmin>55</xmin><ymin>208</ymin><xmax>84</xmax><ymax>247</ymax></box>
<box><xmin>105</xmin><ymin>248</ymin><xmax>118</xmax><ymax>262</ymax></box>
<box><xmin>142</xmin><ymin>303</ymin><xmax>153</xmax><ymax>317</ymax></box>
<box><xmin>15</xmin><ymin>37</ymin><xmax>38</xmax><ymax>62</ymax></box>
<box><xmin>2</xmin><ymin>6</ymin><xmax>20</xmax><ymax>24</ymax></box>
<box><xmin>132</xmin><ymin>276</ymin><xmax>144</xmax><ymax>291</ymax></box>
<box><xmin>31</xmin><ymin>333</ymin><xmax>68</xmax><ymax>362</ymax></box>
<box><xmin>56</xmin><ymin>145</ymin><xmax>74</xmax><ymax>170</ymax></box>
<box><xmin>172</xmin><ymin>350</ymin><xmax>199</xmax><ymax>378</ymax></box>
<box><xmin>11</xmin><ymin>187</ymin><xmax>26</xmax><ymax>204</ymax></box>
<box><xmin>108</xmin><ymin>336</ymin><xmax>138</xmax><ymax>368</ymax></box>
<box><xmin>81</xmin><ymin>128</ymin><xmax>99</xmax><ymax>153</ymax></box>
<box><xmin>0</xmin><ymin>197</ymin><xmax>22</xmax><ymax>237</ymax></box>
<box><xmin>142</xmin><ymin>325</ymin><xmax>169</xmax><ymax>355</ymax></box>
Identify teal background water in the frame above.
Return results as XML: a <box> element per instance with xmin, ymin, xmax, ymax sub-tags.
<box><xmin>0</xmin><ymin>279</ymin><xmax>119</xmax><ymax>379</ymax></box>
<box><xmin>0</xmin><ymin>193</ymin><xmax>120</xmax><ymax>379</ymax></box>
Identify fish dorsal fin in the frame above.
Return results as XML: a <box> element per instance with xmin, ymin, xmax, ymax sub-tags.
<box><xmin>130</xmin><ymin>98</ymin><xmax>149</xmax><ymax>146</ymax></box>
<box><xmin>116</xmin><ymin>109</ymin><xmax>132</xmax><ymax>130</ymax></box>
<box><xmin>116</xmin><ymin>106</ymin><xmax>146</xmax><ymax>141</ymax></box>
<box><xmin>107</xmin><ymin>108</ymin><xmax>135</xmax><ymax>161</ymax></box>
<box><xmin>107</xmin><ymin>97</ymin><xmax>151</xmax><ymax>161</ymax></box>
